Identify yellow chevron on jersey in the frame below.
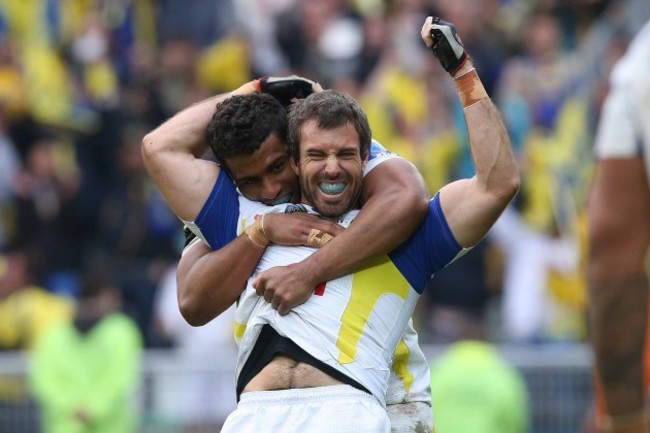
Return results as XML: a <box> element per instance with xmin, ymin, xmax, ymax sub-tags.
<box><xmin>234</xmin><ymin>321</ymin><xmax>246</xmax><ymax>339</ymax></box>
<box><xmin>391</xmin><ymin>338</ymin><xmax>414</xmax><ymax>392</ymax></box>
<box><xmin>338</xmin><ymin>255</ymin><xmax>411</xmax><ymax>364</ymax></box>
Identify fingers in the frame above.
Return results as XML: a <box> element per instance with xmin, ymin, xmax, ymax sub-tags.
<box><xmin>307</xmin><ymin>228</ymin><xmax>334</xmax><ymax>248</ymax></box>
<box><xmin>421</xmin><ymin>16</ymin><xmax>434</xmax><ymax>47</ymax></box>
<box><xmin>277</xmin><ymin>302</ymin><xmax>291</xmax><ymax>316</ymax></box>
<box><xmin>253</xmin><ymin>274</ymin><xmax>265</xmax><ymax>297</ymax></box>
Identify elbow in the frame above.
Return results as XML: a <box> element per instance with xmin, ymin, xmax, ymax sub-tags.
<box><xmin>140</xmin><ymin>132</ymin><xmax>159</xmax><ymax>169</ymax></box>
<box><xmin>178</xmin><ymin>293</ymin><xmax>211</xmax><ymax>327</ymax></box>
<box><xmin>409</xmin><ymin>192</ymin><xmax>431</xmax><ymax>220</ymax></box>
<box><xmin>496</xmin><ymin>166</ymin><xmax>521</xmax><ymax>203</ymax></box>
<box><xmin>503</xmin><ymin>171</ymin><xmax>521</xmax><ymax>201</ymax></box>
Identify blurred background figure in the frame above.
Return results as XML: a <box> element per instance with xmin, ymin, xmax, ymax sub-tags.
<box><xmin>587</xmin><ymin>17</ymin><xmax>650</xmax><ymax>433</ymax></box>
<box><xmin>430</xmin><ymin>338</ymin><xmax>530</xmax><ymax>433</ymax></box>
<box><xmin>494</xmin><ymin>6</ymin><xmax>591</xmax><ymax>345</ymax></box>
<box><xmin>0</xmin><ymin>245</ymin><xmax>73</xmax><ymax>433</ymax></box>
<box><xmin>28</xmin><ymin>263</ymin><xmax>142</xmax><ymax>433</ymax></box>
<box><xmin>152</xmin><ymin>264</ymin><xmax>237</xmax><ymax>432</ymax></box>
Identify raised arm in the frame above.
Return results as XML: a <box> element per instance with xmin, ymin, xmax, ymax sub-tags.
<box><xmin>141</xmin><ymin>82</ymin><xmax>258</xmax><ymax>222</ymax></box>
<box><xmin>422</xmin><ymin>16</ymin><xmax>520</xmax><ymax>247</ymax></box>
<box><xmin>143</xmin><ymin>77</ymin><xmax>322</xmax><ymax>325</ymax></box>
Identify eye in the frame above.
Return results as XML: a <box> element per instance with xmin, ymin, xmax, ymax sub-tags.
<box><xmin>306</xmin><ymin>151</ymin><xmax>326</xmax><ymax>160</ymax></box>
<box><xmin>270</xmin><ymin>160</ymin><xmax>285</xmax><ymax>173</ymax></box>
<box><xmin>339</xmin><ymin>150</ymin><xmax>358</xmax><ymax>159</ymax></box>
<box><xmin>238</xmin><ymin>178</ymin><xmax>256</xmax><ymax>187</ymax></box>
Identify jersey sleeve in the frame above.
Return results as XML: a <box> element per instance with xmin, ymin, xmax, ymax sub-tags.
<box><xmin>190</xmin><ymin>170</ymin><xmax>241</xmax><ymax>250</ymax></box>
<box><xmin>364</xmin><ymin>139</ymin><xmax>401</xmax><ymax>176</ymax></box>
<box><xmin>388</xmin><ymin>193</ymin><xmax>464</xmax><ymax>294</ymax></box>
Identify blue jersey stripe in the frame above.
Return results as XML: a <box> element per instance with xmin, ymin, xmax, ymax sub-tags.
<box><xmin>194</xmin><ymin>170</ymin><xmax>240</xmax><ymax>250</ymax></box>
<box><xmin>388</xmin><ymin>194</ymin><xmax>462</xmax><ymax>294</ymax></box>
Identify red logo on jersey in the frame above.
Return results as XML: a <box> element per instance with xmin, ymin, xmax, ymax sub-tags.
<box><xmin>314</xmin><ymin>282</ymin><xmax>326</xmax><ymax>296</ymax></box>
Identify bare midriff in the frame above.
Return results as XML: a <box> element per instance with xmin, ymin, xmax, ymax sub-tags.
<box><xmin>241</xmin><ymin>355</ymin><xmax>344</xmax><ymax>393</ymax></box>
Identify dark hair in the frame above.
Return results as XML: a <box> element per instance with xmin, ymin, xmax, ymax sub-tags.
<box><xmin>287</xmin><ymin>90</ymin><xmax>371</xmax><ymax>160</ymax></box>
<box><xmin>206</xmin><ymin>93</ymin><xmax>288</xmax><ymax>170</ymax></box>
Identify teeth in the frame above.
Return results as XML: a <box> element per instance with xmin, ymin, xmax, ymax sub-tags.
<box><xmin>319</xmin><ymin>183</ymin><xmax>345</xmax><ymax>195</ymax></box>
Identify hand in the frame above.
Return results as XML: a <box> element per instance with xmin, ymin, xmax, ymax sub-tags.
<box><xmin>263</xmin><ymin>212</ymin><xmax>343</xmax><ymax>247</ymax></box>
<box><xmin>253</xmin><ymin>263</ymin><xmax>320</xmax><ymax>315</ymax></box>
<box><xmin>256</xmin><ymin>75</ymin><xmax>323</xmax><ymax>106</ymax></box>
<box><xmin>421</xmin><ymin>16</ymin><xmax>469</xmax><ymax>75</ymax></box>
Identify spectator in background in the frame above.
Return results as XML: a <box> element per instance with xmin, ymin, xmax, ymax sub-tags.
<box><xmin>29</xmin><ymin>264</ymin><xmax>142</xmax><ymax>433</ymax></box>
<box><xmin>0</xmin><ymin>245</ymin><xmax>73</xmax><ymax>433</ymax></box>
<box><xmin>587</xmin><ymin>17</ymin><xmax>650</xmax><ymax>433</ymax></box>
<box><xmin>494</xmin><ymin>7</ymin><xmax>590</xmax><ymax>343</ymax></box>
<box><xmin>97</xmin><ymin>123</ymin><xmax>179</xmax><ymax>346</ymax></box>
<box><xmin>429</xmin><ymin>337</ymin><xmax>530</xmax><ymax>433</ymax></box>
<box><xmin>0</xmin><ymin>246</ymin><xmax>73</xmax><ymax>351</ymax></box>
<box><xmin>152</xmin><ymin>264</ymin><xmax>237</xmax><ymax>431</ymax></box>
<box><xmin>419</xmin><ymin>241</ymin><xmax>499</xmax><ymax>344</ymax></box>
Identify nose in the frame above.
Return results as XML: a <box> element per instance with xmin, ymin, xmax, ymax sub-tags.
<box><xmin>261</xmin><ymin>177</ymin><xmax>282</xmax><ymax>201</ymax></box>
<box><xmin>323</xmin><ymin>155</ymin><xmax>341</xmax><ymax>178</ymax></box>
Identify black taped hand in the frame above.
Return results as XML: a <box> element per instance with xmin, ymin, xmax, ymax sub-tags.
<box><xmin>257</xmin><ymin>75</ymin><xmax>318</xmax><ymax>106</ymax></box>
<box><xmin>429</xmin><ymin>17</ymin><xmax>468</xmax><ymax>75</ymax></box>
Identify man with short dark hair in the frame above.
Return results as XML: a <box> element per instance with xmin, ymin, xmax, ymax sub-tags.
<box><xmin>171</xmin><ymin>17</ymin><xmax>519</xmax><ymax>432</ymax></box>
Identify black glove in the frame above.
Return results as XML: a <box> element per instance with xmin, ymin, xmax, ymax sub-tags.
<box><xmin>257</xmin><ymin>75</ymin><xmax>316</xmax><ymax>106</ymax></box>
<box><xmin>429</xmin><ymin>17</ymin><xmax>468</xmax><ymax>75</ymax></box>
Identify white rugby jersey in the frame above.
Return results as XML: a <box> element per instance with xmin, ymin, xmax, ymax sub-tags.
<box><xmin>227</xmin><ymin>198</ymin><xmax>460</xmax><ymax>406</ymax></box>
<box><xmin>188</xmin><ymin>140</ymin><xmax>459</xmax><ymax>408</ymax></box>
<box><xmin>595</xmin><ymin>19</ymin><xmax>650</xmax><ymax>183</ymax></box>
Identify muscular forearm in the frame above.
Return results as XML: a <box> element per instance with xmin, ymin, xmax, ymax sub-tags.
<box><xmin>177</xmin><ymin>235</ymin><xmax>265</xmax><ymax>326</ymax></box>
<box><xmin>439</xmin><ymin>64</ymin><xmax>520</xmax><ymax>247</ymax></box>
<box><xmin>459</xmin><ymin>62</ymin><xmax>519</xmax><ymax>201</ymax></box>
<box><xmin>144</xmin><ymin>82</ymin><xmax>257</xmax><ymax>159</ymax></box>
<box><xmin>296</xmin><ymin>158</ymin><xmax>429</xmax><ymax>283</ymax></box>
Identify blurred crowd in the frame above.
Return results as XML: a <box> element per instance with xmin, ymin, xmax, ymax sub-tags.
<box><xmin>0</xmin><ymin>0</ymin><xmax>649</xmax><ymax>356</ymax></box>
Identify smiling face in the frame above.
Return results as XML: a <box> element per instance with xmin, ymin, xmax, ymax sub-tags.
<box><xmin>224</xmin><ymin>132</ymin><xmax>299</xmax><ymax>205</ymax></box>
<box><xmin>292</xmin><ymin>119</ymin><xmax>367</xmax><ymax>218</ymax></box>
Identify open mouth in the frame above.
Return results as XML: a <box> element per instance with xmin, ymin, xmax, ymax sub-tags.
<box><xmin>319</xmin><ymin>182</ymin><xmax>346</xmax><ymax>195</ymax></box>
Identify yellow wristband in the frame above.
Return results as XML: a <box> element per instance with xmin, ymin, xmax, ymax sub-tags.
<box><xmin>455</xmin><ymin>68</ymin><xmax>488</xmax><ymax>108</ymax></box>
<box><xmin>245</xmin><ymin>214</ymin><xmax>269</xmax><ymax>247</ymax></box>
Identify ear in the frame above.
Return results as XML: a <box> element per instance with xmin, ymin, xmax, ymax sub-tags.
<box><xmin>290</xmin><ymin>156</ymin><xmax>300</xmax><ymax>176</ymax></box>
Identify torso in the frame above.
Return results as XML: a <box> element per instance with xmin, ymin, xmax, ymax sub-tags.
<box><xmin>242</xmin><ymin>355</ymin><xmax>344</xmax><ymax>393</ymax></box>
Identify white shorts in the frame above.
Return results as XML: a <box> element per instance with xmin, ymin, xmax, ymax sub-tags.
<box><xmin>220</xmin><ymin>385</ymin><xmax>390</xmax><ymax>433</ymax></box>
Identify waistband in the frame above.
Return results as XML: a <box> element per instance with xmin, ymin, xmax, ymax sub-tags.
<box><xmin>238</xmin><ymin>385</ymin><xmax>377</xmax><ymax>406</ymax></box>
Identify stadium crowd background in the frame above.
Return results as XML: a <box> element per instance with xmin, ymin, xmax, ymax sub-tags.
<box><xmin>0</xmin><ymin>0</ymin><xmax>648</xmax><ymax>431</ymax></box>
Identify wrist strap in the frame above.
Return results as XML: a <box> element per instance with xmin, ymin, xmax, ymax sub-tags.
<box><xmin>455</xmin><ymin>68</ymin><xmax>488</xmax><ymax>108</ymax></box>
<box><xmin>245</xmin><ymin>214</ymin><xmax>269</xmax><ymax>247</ymax></box>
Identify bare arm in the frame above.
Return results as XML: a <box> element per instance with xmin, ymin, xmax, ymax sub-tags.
<box><xmin>253</xmin><ymin>154</ymin><xmax>430</xmax><ymax>314</ymax></box>
<box><xmin>177</xmin><ymin>235</ymin><xmax>265</xmax><ymax>326</ymax></box>
<box><xmin>141</xmin><ymin>82</ymin><xmax>257</xmax><ymax>222</ymax></box>
<box><xmin>307</xmin><ymin>157</ymin><xmax>429</xmax><ymax>277</ymax></box>
<box><xmin>177</xmin><ymin>212</ymin><xmax>345</xmax><ymax>325</ymax></box>
<box><xmin>422</xmin><ymin>16</ymin><xmax>520</xmax><ymax>247</ymax></box>
<box><xmin>141</xmin><ymin>81</ymin><xmax>260</xmax><ymax>325</ymax></box>
<box><xmin>587</xmin><ymin>157</ymin><xmax>650</xmax><ymax>422</ymax></box>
